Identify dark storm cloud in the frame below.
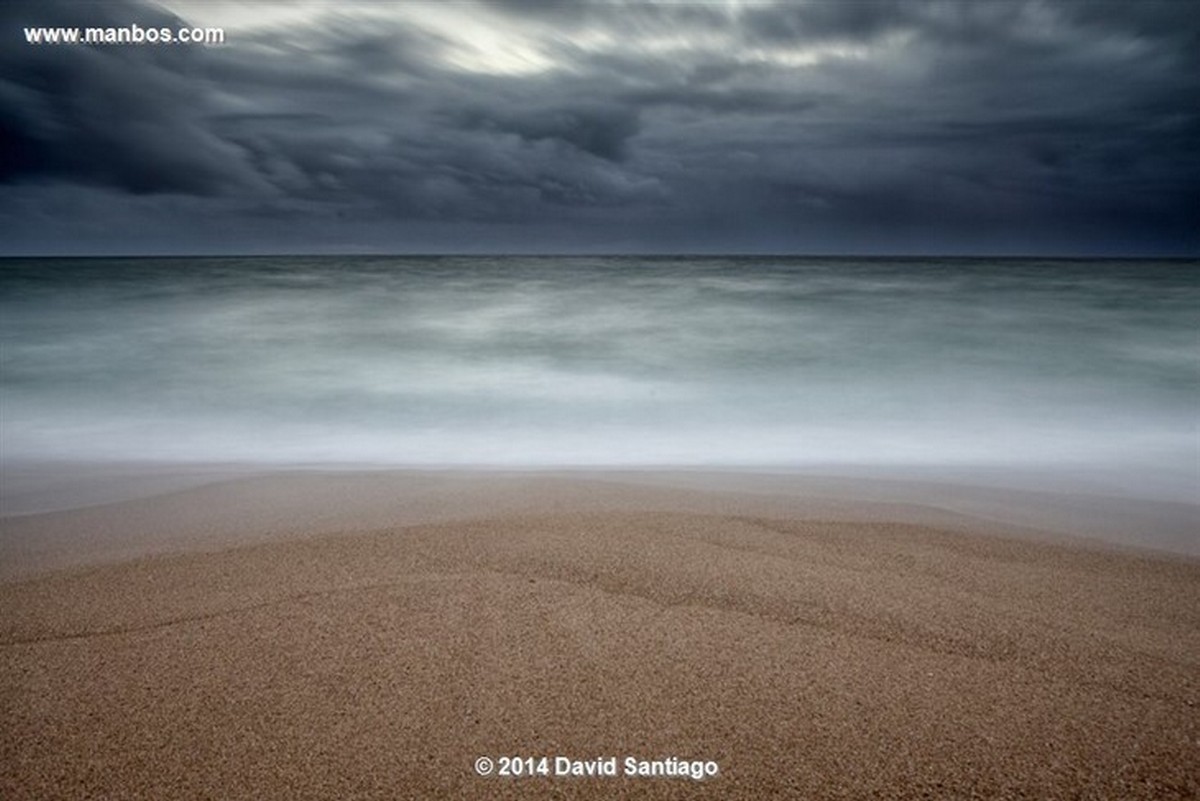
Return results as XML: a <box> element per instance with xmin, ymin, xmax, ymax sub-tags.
<box><xmin>1</xmin><ymin>0</ymin><xmax>1196</xmax><ymax>255</ymax></box>
<box><xmin>738</xmin><ymin>0</ymin><xmax>913</xmax><ymax>44</ymax></box>
<box><xmin>0</xmin><ymin>0</ymin><xmax>259</xmax><ymax>195</ymax></box>
<box><xmin>456</xmin><ymin>104</ymin><xmax>640</xmax><ymax>162</ymax></box>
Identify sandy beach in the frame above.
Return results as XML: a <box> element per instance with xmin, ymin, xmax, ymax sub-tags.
<box><xmin>2</xmin><ymin>468</ymin><xmax>1198</xmax><ymax>799</ymax></box>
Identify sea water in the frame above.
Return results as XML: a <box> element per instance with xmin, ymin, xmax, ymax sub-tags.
<box><xmin>1</xmin><ymin>256</ymin><xmax>1196</xmax><ymax>501</ymax></box>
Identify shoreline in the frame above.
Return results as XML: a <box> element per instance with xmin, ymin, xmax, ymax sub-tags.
<box><xmin>2</xmin><ymin>463</ymin><xmax>1196</xmax><ymax>578</ymax></box>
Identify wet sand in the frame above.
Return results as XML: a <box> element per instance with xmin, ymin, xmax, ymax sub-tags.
<box><xmin>2</xmin><ymin>470</ymin><xmax>1198</xmax><ymax>799</ymax></box>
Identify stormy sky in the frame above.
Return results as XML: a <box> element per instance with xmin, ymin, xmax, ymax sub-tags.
<box><xmin>1</xmin><ymin>0</ymin><xmax>1197</xmax><ymax>256</ymax></box>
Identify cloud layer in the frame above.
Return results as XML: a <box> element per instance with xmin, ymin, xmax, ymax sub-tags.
<box><xmin>2</xmin><ymin>0</ymin><xmax>1197</xmax><ymax>254</ymax></box>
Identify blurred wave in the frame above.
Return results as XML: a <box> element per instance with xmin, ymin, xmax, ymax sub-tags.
<box><xmin>1</xmin><ymin>256</ymin><xmax>1196</xmax><ymax>500</ymax></box>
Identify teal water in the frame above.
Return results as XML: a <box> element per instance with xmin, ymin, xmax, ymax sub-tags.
<box><xmin>1</xmin><ymin>256</ymin><xmax>1196</xmax><ymax>499</ymax></box>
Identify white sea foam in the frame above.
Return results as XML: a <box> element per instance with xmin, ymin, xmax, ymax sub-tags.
<box><xmin>2</xmin><ymin>256</ymin><xmax>1196</xmax><ymax>502</ymax></box>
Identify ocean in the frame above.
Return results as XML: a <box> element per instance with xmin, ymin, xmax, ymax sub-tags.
<box><xmin>1</xmin><ymin>256</ymin><xmax>1196</xmax><ymax>501</ymax></box>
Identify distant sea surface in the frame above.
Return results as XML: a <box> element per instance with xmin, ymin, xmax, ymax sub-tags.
<box><xmin>1</xmin><ymin>256</ymin><xmax>1196</xmax><ymax>501</ymax></box>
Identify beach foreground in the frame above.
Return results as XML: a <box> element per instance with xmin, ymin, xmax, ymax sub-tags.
<box><xmin>2</xmin><ymin>470</ymin><xmax>1198</xmax><ymax>799</ymax></box>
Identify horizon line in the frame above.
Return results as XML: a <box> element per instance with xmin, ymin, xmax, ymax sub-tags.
<box><xmin>2</xmin><ymin>252</ymin><xmax>1197</xmax><ymax>261</ymax></box>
